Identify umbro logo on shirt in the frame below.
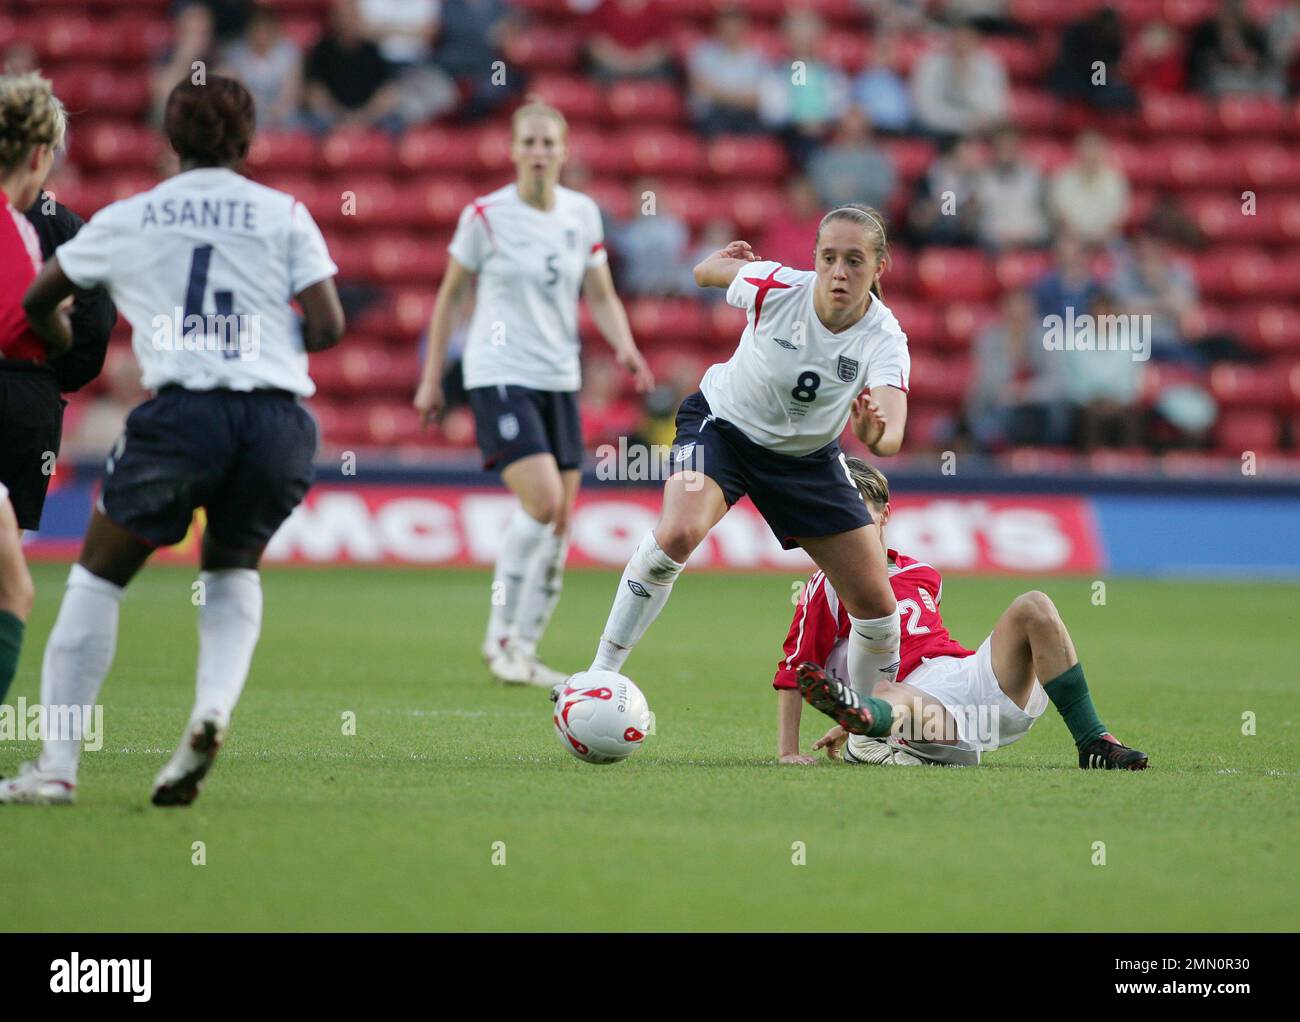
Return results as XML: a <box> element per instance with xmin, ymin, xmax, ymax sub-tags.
<box><xmin>774</xmin><ymin>337</ymin><xmax>797</xmax><ymax>350</ymax></box>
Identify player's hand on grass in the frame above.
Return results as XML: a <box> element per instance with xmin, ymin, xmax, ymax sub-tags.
<box><xmin>619</xmin><ymin>347</ymin><xmax>655</xmax><ymax>393</ymax></box>
<box><xmin>778</xmin><ymin>753</ymin><xmax>818</xmax><ymax>765</ymax></box>
<box><xmin>813</xmin><ymin>725</ymin><xmax>848</xmax><ymax>761</ymax></box>
<box><xmin>850</xmin><ymin>390</ymin><xmax>886</xmax><ymax>449</ymax></box>
<box><xmin>413</xmin><ymin>378</ymin><xmax>445</xmax><ymax>426</ymax></box>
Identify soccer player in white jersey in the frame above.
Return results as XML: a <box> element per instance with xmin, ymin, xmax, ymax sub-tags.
<box><xmin>414</xmin><ymin>98</ymin><xmax>653</xmax><ymax>687</ymax></box>
<box><xmin>1</xmin><ymin>77</ymin><xmax>345</xmax><ymax>807</ymax></box>
<box><xmin>585</xmin><ymin>205</ymin><xmax>910</xmax><ymax>719</ymax></box>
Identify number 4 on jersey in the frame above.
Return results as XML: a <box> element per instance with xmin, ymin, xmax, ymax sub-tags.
<box><xmin>184</xmin><ymin>244</ymin><xmax>241</xmax><ymax>359</ymax></box>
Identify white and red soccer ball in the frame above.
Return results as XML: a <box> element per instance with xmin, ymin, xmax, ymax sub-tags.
<box><xmin>553</xmin><ymin>671</ymin><xmax>652</xmax><ymax>765</ymax></box>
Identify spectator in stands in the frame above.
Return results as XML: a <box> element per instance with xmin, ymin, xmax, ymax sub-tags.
<box><xmin>973</xmin><ymin>125</ymin><xmax>1049</xmax><ymax>250</ymax></box>
<box><xmin>1125</xmin><ymin>21</ymin><xmax>1186</xmax><ymax>94</ymax></box>
<box><xmin>940</xmin><ymin>0</ymin><xmax>1021</xmax><ymax>37</ymax></box>
<box><xmin>1108</xmin><ymin>231</ymin><xmax>1201</xmax><ymax>365</ymax></box>
<box><xmin>1186</xmin><ymin>0</ymin><xmax>1280</xmax><ymax>97</ymax></box>
<box><xmin>686</xmin><ymin>8</ymin><xmax>768</xmax><ymax>137</ymax></box>
<box><xmin>911</xmin><ymin>18</ymin><xmax>1008</xmax><ymax>139</ymax></box>
<box><xmin>808</xmin><ymin>108</ymin><xmax>897</xmax><ymax>213</ymax></box>
<box><xmin>853</xmin><ymin>29</ymin><xmax>913</xmax><ymax>134</ymax></box>
<box><xmin>1050</xmin><ymin>6</ymin><xmax>1136</xmax><ymax>111</ymax></box>
<box><xmin>758</xmin><ymin>11</ymin><xmax>850</xmax><ymax>163</ymax></box>
<box><xmin>1033</xmin><ymin>233</ymin><xmax>1100</xmax><ymax>324</ymax></box>
<box><xmin>220</xmin><ymin>7</ymin><xmax>304</xmax><ymax>130</ymax></box>
<box><xmin>359</xmin><ymin>0</ymin><xmax>440</xmax><ymax>67</ymax></box>
<box><xmin>759</xmin><ymin>175</ymin><xmax>826</xmax><ymax>269</ymax></box>
<box><xmin>585</xmin><ymin>0</ymin><xmax>675</xmax><ymax>82</ymax></box>
<box><xmin>151</xmin><ymin>2</ymin><xmax>219</xmax><ymax>124</ymax></box>
<box><xmin>1061</xmin><ymin>289</ymin><xmax>1146</xmax><ymax>451</ymax></box>
<box><xmin>1049</xmin><ymin>130</ymin><xmax>1130</xmax><ymax>247</ymax></box>
<box><xmin>1143</xmin><ymin>193</ymin><xmax>1203</xmax><ymax>249</ymax></box>
<box><xmin>172</xmin><ymin>0</ymin><xmax>252</xmax><ymax>44</ymax></box>
<box><xmin>1268</xmin><ymin>0</ymin><xmax>1300</xmax><ymax>94</ymax></box>
<box><xmin>610</xmin><ymin>178</ymin><xmax>693</xmax><ymax>297</ymax></box>
<box><xmin>965</xmin><ymin>289</ymin><xmax>1064</xmax><ymax>449</ymax></box>
<box><xmin>303</xmin><ymin>0</ymin><xmax>404</xmax><ymax>133</ymax></box>
<box><xmin>907</xmin><ymin>134</ymin><xmax>982</xmax><ymax>247</ymax></box>
<box><xmin>434</xmin><ymin>0</ymin><xmax>520</xmax><ymax>116</ymax></box>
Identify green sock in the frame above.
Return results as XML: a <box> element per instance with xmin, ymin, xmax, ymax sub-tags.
<box><xmin>0</xmin><ymin>610</ymin><xmax>23</xmax><ymax>706</ymax></box>
<box><xmin>865</xmin><ymin>696</ymin><xmax>895</xmax><ymax>738</ymax></box>
<box><xmin>1042</xmin><ymin>662</ymin><xmax>1107</xmax><ymax>748</ymax></box>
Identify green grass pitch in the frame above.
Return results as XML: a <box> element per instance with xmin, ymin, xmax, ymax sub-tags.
<box><xmin>2</xmin><ymin>562</ymin><xmax>1296</xmax><ymax>932</ymax></box>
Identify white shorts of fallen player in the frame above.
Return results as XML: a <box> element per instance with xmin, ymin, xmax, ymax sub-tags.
<box><xmin>889</xmin><ymin>636</ymin><xmax>1047</xmax><ymax>767</ymax></box>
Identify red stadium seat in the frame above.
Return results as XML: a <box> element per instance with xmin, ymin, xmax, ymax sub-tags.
<box><xmin>1233</xmin><ymin>304</ymin><xmax>1300</xmax><ymax>354</ymax></box>
<box><xmin>404</xmin><ymin>178</ymin><xmax>478</xmax><ymax>228</ymax></box>
<box><xmin>1208</xmin><ymin>364</ymin><xmax>1289</xmax><ymax>408</ymax></box>
<box><xmin>916</xmin><ymin>249</ymin><xmax>997</xmax><ymax>302</ymax></box>
<box><xmin>321</xmin><ymin>130</ymin><xmax>396</xmax><ymax>171</ymax></box>
<box><xmin>397</xmin><ymin>127</ymin><xmax>478</xmax><ymax>174</ymax></box>
<box><xmin>607</xmin><ymin>80</ymin><xmax>685</xmax><ymax>125</ymax></box>
<box><xmin>528</xmin><ymin>72</ymin><xmax>605</xmax><ymax>124</ymax></box>
<box><xmin>1140</xmin><ymin>93</ymin><xmax>1215</xmax><ymax>136</ymax></box>
<box><xmin>502</xmin><ymin>26</ymin><xmax>582</xmax><ymax>72</ymax></box>
<box><xmin>727</xmin><ymin>184</ymin><xmax>784</xmax><ymax>233</ymax></box>
<box><xmin>80</xmin><ymin>122</ymin><xmax>162</xmax><ymax>171</ymax></box>
<box><xmin>1214</xmin><ymin>409</ymin><xmax>1280</xmax><ymax>453</ymax></box>
<box><xmin>366</xmin><ymin>234</ymin><xmax>446</xmax><ymax>286</ymax></box>
<box><xmin>245</xmin><ymin>132</ymin><xmax>319</xmax><ymax>174</ymax></box>
<box><xmin>1217</xmin><ymin>95</ymin><xmax>1286</xmax><ymax>136</ymax></box>
<box><xmin>705</xmin><ymin>136</ymin><xmax>788</xmax><ymax>181</ymax></box>
<box><xmin>623</xmin><ymin>130</ymin><xmax>705</xmax><ymax>176</ymax></box>
<box><xmin>627</xmin><ymin>299</ymin><xmax>709</xmax><ymax>346</ymax></box>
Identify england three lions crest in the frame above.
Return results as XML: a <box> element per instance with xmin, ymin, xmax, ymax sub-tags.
<box><xmin>836</xmin><ymin>355</ymin><xmax>859</xmax><ymax>383</ymax></box>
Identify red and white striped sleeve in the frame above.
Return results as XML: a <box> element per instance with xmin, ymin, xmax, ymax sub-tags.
<box><xmin>772</xmin><ymin>571</ymin><xmax>845</xmax><ymax>690</ymax></box>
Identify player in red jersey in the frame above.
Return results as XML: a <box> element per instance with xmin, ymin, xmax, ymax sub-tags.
<box><xmin>0</xmin><ymin>73</ymin><xmax>69</xmax><ymax>706</ymax></box>
<box><xmin>774</xmin><ymin>458</ymin><xmax>1148</xmax><ymax>769</ymax></box>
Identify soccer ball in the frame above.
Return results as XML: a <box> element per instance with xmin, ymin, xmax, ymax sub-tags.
<box><xmin>553</xmin><ymin>671</ymin><xmax>652</xmax><ymax>765</ymax></box>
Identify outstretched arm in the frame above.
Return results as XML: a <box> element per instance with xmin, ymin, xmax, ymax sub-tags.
<box><xmin>693</xmin><ymin>240</ymin><xmax>760</xmax><ymax>289</ymax></box>
<box><xmin>583</xmin><ymin>262</ymin><xmax>654</xmax><ymax>394</ymax></box>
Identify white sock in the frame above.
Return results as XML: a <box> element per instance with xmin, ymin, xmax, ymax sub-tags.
<box><xmin>847</xmin><ymin>608</ymin><xmax>901</xmax><ymax>697</ymax></box>
<box><xmin>485</xmin><ymin>508</ymin><xmax>550</xmax><ymax>652</ymax></box>
<box><xmin>513</xmin><ymin>527</ymin><xmax>569</xmax><ymax>659</ymax></box>
<box><xmin>590</xmin><ymin>531</ymin><xmax>684</xmax><ymax>672</ymax></box>
<box><xmin>38</xmin><ymin>564</ymin><xmax>124</xmax><ymax>780</ymax></box>
<box><xmin>192</xmin><ymin>569</ymin><xmax>262</xmax><ymax>730</ymax></box>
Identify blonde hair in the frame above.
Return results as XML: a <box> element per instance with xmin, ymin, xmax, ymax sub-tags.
<box><xmin>844</xmin><ymin>456</ymin><xmax>890</xmax><ymax>512</ymax></box>
<box><xmin>0</xmin><ymin>72</ymin><xmax>66</xmax><ymax>173</ymax></box>
<box><xmin>511</xmin><ymin>96</ymin><xmax>568</xmax><ymax>142</ymax></box>
<box><xmin>815</xmin><ymin>203</ymin><xmax>889</xmax><ymax>298</ymax></box>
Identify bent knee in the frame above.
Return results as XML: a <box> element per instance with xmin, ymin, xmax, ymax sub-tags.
<box><xmin>521</xmin><ymin>491</ymin><xmax>564</xmax><ymax>527</ymax></box>
<box><xmin>654</xmin><ymin>523</ymin><xmax>707</xmax><ymax>562</ymax></box>
<box><xmin>1013</xmin><ymin>590</ymin><xmax>1058</xmax><ymax>627</ymax></box>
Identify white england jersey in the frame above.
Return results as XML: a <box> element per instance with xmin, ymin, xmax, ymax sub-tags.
<box><xmin>699</xmin><ymin>260</ymin><xmax>911</xmax><ymax>456</ymax></box>
<box><xmin>55</xmin><ymin>167</ymin><xmax>338</xmax><ymax>398</ymax></box>
<box><xmin>449</xmin><ymin>183</ymin><xmax>607</xmax><ymax>393</ymax></box>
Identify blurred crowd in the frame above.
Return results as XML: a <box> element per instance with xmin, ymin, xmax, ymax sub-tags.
<box><xmin>20</xmin><ymin>0</ymin><xmax>1300</xmax><ymax>460</ymax></box>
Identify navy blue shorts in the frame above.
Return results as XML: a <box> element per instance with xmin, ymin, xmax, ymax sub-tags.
<box><xmin>101</xmin><ymin>388</ymin><xmax>317</xmax><ymax>550</ymax></box>
<box><xmin>467</xmin><ymin>385</ymin><xmax>584</xmax><ymax>472</ymax></box>
<box><xmin>671</xmin><ymin>391</ymin><xmax>872</xmax><ymax>550</ymax></box>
